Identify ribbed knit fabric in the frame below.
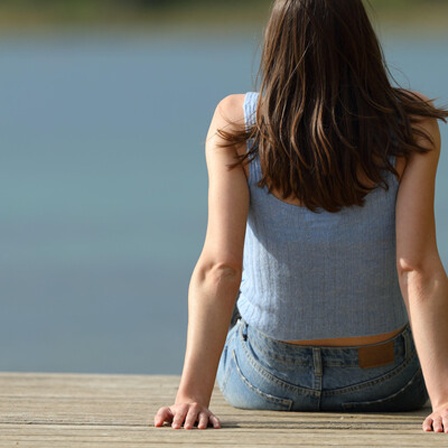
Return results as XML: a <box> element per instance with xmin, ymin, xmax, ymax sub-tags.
<box><xmin>238</xmin><ymin>92</ymin><xmax>408</xmax><ymax>340</ymax></box>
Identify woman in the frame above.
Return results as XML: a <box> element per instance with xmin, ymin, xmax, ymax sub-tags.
<box><xmin>155</xmin><ymin>0</ymin><xmax>448</xmax><ymax>432</ymax></box>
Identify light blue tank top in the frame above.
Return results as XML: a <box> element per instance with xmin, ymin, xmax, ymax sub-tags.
<box><xmin>238</xmin><ymin>92</ymin><xmax>408</xmax><ymax>340</ymax></box>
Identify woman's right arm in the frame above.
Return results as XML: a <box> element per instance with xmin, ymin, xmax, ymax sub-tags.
<box><xmin>395</xmin><ymin>115</ymin><xmax>448</xmax><ymax>433</ymax></box>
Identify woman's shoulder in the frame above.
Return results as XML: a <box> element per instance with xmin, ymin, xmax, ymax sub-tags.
<box><xmin>395</xmin><ymin>89</ymin><xmax>442</xmax><ymax>158</ymax></box>
<box><xmin>206</xmin><ymin>94</ymin><xmax>248</xmax><ymax>154</ymax></box>
<box><xmin>214</xmin><ymin>94</ymin><xmax>247</xmax><ymax>124</ymax></box>
<box><xmin>207</xmin><ymin>94</ymin><xmax>253</xmax><ymax>145</ymax></box>
<box><xmin>398</xmin><ymin>89</ymin><xmax>441</xmax><ymax>130</ymax></box>
<box><xmin>396</xmin><ymin>94</ymin><xmax>441</xmax><ymax>185</ymax></box>
<box><xmin>409</xmin><ymin>91</ymin><xmax>441</xmax><ymax>151</ymax></box>
<box><xmin>394</xmin><ymin>90</ymin><xmax>441</xmax><ymax>177</ymax></box>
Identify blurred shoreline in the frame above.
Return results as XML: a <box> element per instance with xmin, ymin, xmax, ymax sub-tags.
<box><xmin>0</xmin><ymin>2</ymin><xmax>447</xmax><ymax>35</ymax></box>
<box><xmin>1</xmin><ymin>2</ymin><xmax>447</xmax><ymax>375</ymax></box>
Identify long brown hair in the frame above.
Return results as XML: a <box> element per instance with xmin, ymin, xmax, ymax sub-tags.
<box><xmin>220</xmin><ymin>0</ymin><xmax>448</xmax><ymax>212</ymax></box>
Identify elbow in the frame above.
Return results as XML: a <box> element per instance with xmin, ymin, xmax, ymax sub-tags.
<box><xmin>397</xmin><ymin>254</ymin><xmax>442</xmax><ymax>279</ymax></box>
<box><xmin>397</xmin><ymin>256</ymin><xmax>447</xmax><ymax>302</ymax></box>
<box><xmin>195</xmin><ymin>260</ymin><xmax>243</xmax><ymax>294</ymax></box>
<box><xmin>397</xmin><ymin>260</ymin><xmax>429</xmax><ymax>292</ymax></box>
<box><xmin>208</xmin><ymin>262</ymin><xmax>242</xmax><ymax>287</ymax></box>
<box><xmin>397</xmin><ymin>257</ymin><xmax>425</xmax><ymax>279</ymax></box>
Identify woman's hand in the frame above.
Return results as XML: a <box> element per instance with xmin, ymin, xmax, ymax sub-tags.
<box><xmin>423</xmin><ymin>404</ymin><xmax>448</xmax><ymax>433</ymax></box>
<box><xmin>154</xmin><ymin>403</ymin><xmax>221</xmax><ymax>430</ymax></box>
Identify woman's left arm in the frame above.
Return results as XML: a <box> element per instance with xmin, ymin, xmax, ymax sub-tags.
<box><xmin>154</xmin><ymin>94</ymin><xmax>249</xmax><ymax>429</ymax></box>
<box><xmin>396</xmin><ymin>115</ymin><xmax>448</xmax><ymax>433</ymax></box>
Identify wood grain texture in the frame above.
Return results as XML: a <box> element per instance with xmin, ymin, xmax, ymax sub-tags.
<box><xmin>0</xmin><ymin>373</ymin><xmax>446</xmax><ymax>447</ymax></box>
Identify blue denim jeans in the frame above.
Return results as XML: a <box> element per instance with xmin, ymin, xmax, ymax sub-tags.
<box><xmin>217</xmin><ymin>319</ymin><xmax>428</xmax><ymax>412</ymax></box>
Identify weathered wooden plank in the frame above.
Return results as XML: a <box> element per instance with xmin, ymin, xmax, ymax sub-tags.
<box><xmin>0</xmin><ymin>424</ymin><xmax>446</xmax><ymax>448</ymax></box>
<box><xmin>0</xmin><ymin>373</ymin><xmax>446</xmax><ymax>447</ymax></box>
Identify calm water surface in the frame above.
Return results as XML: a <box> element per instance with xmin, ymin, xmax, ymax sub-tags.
<box><xmin>1</xmin><ymin>27</ymin><xmax>447</xmax><ymax>374</ymax></box>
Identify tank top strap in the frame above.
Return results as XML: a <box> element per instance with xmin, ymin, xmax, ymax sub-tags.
<box><xmin>243</xmin><ymin>92</ymin><xmax>261</xmax><ymax>184</ymax></box>
<box><xmin>244</xmin><ymin>92</ymin><xmax>259</xmax><ymax>129</ymax></box>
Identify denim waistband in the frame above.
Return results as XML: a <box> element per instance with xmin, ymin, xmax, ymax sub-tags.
<box><xmin>240</xmin><ymin>319</ymin><xmax>413</xmax><ymax>368</ymax></box>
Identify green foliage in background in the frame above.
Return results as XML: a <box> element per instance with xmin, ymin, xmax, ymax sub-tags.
<box><xmin>1</xmin><ymin>0</ymin><xmax>445</xmax><ymax>8</ymax></box>
<box><xmin>0</xmin><ymin>0</ymin><xmax>447</xmax><ymax>28</ymax></box>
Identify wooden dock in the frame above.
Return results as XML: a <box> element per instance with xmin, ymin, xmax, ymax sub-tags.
<box><xmin>0</xmin><ymin>372</ymin><xmax>446</xmax><ymax>447</ymax></box>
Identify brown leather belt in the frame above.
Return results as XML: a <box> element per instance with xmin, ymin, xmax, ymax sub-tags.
<box><xmin>358</xmin><ymin>340</ymin><xmax>395</xmax><ymax>369</ymax></box>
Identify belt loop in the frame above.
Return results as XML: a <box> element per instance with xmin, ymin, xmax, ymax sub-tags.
<box><xmin>312</xmin><ymin>348</ymin><xmax>323</xmax><ymax>393</ymax></box>
<box><xmin>402</xmin><ymin>324</ymin><xmax>412</xmax><ymax>360</ymax></box>
<box><xmin>312</xmin><ymin>348</ymin><xmax>323</xmax><ymax>377</ymax></box>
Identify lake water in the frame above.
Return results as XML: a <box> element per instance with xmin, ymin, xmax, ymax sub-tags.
<box><xmin>1</xmin><ymin>26</ymin><xmax>447</xmax><ymax>375</ymax></box>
